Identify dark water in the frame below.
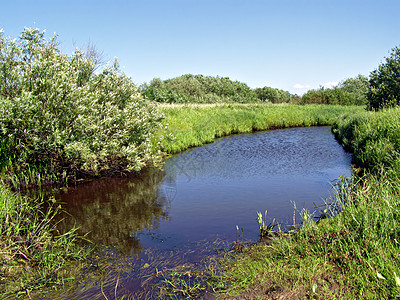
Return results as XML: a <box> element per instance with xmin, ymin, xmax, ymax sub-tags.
<box><xmin>51</xmin><ymin>126</ymin><xmax>352</xmax><ymax>298</ymax></box>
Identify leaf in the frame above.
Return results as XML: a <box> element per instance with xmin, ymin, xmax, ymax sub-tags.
<box><xmin>394</xmin><ymin>272</ymin><xmax>400</xmax><ymax>286</ymax></box>
<box><xmin>377</xmin><ymin>272</ymin><xmax>386</xmax><ymax>280</ymax></box>
<box><xmin>312</xmin><ymin>283</ymin><xmax>317</xmax><ymax>293</ymax></box>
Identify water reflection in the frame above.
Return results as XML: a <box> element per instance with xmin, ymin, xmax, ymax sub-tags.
<box><xmin>55</xmin><ymin>126</ymin><xmax>352</xmax><ymax>255</ymax></box>
<box><xmin>56</xmin><ymin>169</ymin><xmax>169</xmax><ymax>255</ymax></box>
<box><xmin>48</xmin><ymin>126</ymin><xmax>352</xmax><ymax>299</ymax></box>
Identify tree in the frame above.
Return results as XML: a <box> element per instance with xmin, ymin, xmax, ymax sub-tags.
<box><xmin>338</xmin><ymin>74</ymin><xmax>369</xmax><ymax>105</ymax></box>
<box><xmin>367</xmin><ymin>46</ymin><xmax>400</xmax><ymax>110</ymax></box>
<box><xmin>254</xmin><ymin>86</ymin><xmax>291</xmax><ymax>103</ymax></box>
<box><xmin>142</xmin><ymin>74</ymin><xmax>258</xmax><ymax>103</ymax></box>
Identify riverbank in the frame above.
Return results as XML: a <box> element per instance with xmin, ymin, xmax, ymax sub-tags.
<box><xmin>156</xmin><ymin>103</ymin><xmax>363</xmax><ymax>153</ymax></box>
<box><xmin>0</xmin><ymin>184</ymin><xmax>90</xmax><ymax>297</ymax></box>
<box><xmin>214</xmin><ymin>107</ymin><xmax>400</xmax><ymax>299</ymax></box>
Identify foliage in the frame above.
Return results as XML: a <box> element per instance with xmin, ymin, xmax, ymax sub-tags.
<box><xmin>218</xmin><ymin>173</ymin><xmax>400</xmax><ymax>299</ymax></box>
<box><xmin>367</xmin><ymin>46</ymin><xmax>400</xmax><ymax>110</ymax></box>
<box><xmin>142</xmin><ymin>74</ymin><xmax>259</xmax><ymax>103</ymax></box>
<box><xmin>300</xmin><ymin>75</ymin><xmax>368</xmax><ymax>106</ymax></box>
<box><xmin>253</xmin><ymin>86</ymin><xmax>292</xmax><ymax>103</ymax></box>
<box><xmin>0</xmin><ymin>28</ymin><xmax>164</xmax><ymax>186</ymax></box>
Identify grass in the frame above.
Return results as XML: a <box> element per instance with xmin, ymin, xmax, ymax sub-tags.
<box><xmin>212</xmin><ymin>106</ymin><xmax>400</xmax><ymax>299</ymax></box>
<box><xmin>155</xmin><ymin>103</ymin><xmax>364</xmax><ymax>153</ymax></box>
<box><xmin>0</xmin><ymin>185</ymin><xmax>90</xmax><ymax>298</ymax></box>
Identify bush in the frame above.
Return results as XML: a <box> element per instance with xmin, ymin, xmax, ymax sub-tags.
<box><xmin>300</xmin><ymin>77</ymin><xmax>368</xmax><ymax>106</ymax></box>
<box><xmin>0</xmin><ymin>28</ymin><xmax>164</xmax><ymax>185</ymax></box>
<box><xmin>368</xmin><ymin>46</ymin><xmax>400</xmax><ymax>110</ymax></box>
<box><xmin>142</xmin><ymin>74</ymin><xmax>259</xmax><ymax>103</ymax></box>
<box><xmin>253</xmin><ymin>86</ymin><xmax>292</xmax><ymax>103</ymax></box>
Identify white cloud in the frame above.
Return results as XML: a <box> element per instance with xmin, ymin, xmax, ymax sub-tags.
<box><xmin>322</xmin><ymin>81</ymin><xmax>339</xmax><ymax>89</ymax></box>
<box><xmin>293</xmin><ymin>83</ymin><xmax>312</xmax><ymax>89</ymax></box>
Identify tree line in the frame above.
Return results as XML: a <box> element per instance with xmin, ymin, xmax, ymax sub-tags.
<box><xmin>141</xmin><ymin>73</ymin><xmax>370</xmax><ymax>106</ymax></box>
<box><xmin>142</xmin><ymin>45</ymin><xmax>400</xmax><ymax>110</ymax></box>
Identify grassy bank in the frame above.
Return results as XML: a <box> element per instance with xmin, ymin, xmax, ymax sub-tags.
<box><xmin>155</xmin><ymin>103</ymin><xmax>364</xmax><ymax>153</ymax></box>
<box><xmin>0</xmin><ymin>185</ymin><xmax>89</xmax><ymax>297</ymax></box>
<box><xmin>214</xmin><ymin>107</ymin><xmax>400</xmax><ymax>299</ymax></box>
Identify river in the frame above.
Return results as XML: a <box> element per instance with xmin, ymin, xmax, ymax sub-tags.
<box><xmin>49</xmin><ymin>126</ymin><xmax>352</xmax><ymax>299</ymax></box>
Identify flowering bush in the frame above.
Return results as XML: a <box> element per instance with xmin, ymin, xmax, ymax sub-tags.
<box><xmin>0</xmin><ymin>28</ymin><xmax>164</xmax><ymax>184</ymax></box>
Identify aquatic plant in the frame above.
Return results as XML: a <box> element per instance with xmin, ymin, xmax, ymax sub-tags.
<box><xmin>256</xmin><ymin>210</ymin><xmax>278</xmax><ymax>239</ymax></box>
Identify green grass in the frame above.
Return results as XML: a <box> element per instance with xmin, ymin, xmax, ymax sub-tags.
<box><xmin>155</xmin><ymin>103</ymin><xmax>364</xmax><ymax>153</ymax></box>
<box><xmin>213</xmin><ymin>106</ymin><xmax>400</xmax><ymax>299</ymax></box>
<box><xmin>0</xmin><ymin>185</ymin><xmax>90</xmax><ymax>298</ymax></box>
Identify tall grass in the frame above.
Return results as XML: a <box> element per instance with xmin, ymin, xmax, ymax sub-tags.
<box><xmin>0</xmin><ymin>185</ymin><xmax>89</xmax><ymax>297</ymax></box>
<box><xmin>215</xmin><ymin>106</ymin><xmax>400</xmax><ymax>299</ymax></box>
<box><xmin>155</xmin><ymin>103</ymin><xmax>363</xmax><ymax>153</ymax></box>
<box><xmin>333</xmin><ymin>107</ymin><xmax>400</xmax><ymax>177</ymax></box>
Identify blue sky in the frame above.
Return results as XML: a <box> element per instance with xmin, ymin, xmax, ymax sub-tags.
<box><xmin>1</xmin><ymin>0</ymin><xmax>399</xmax><ymax>94</ymax></box>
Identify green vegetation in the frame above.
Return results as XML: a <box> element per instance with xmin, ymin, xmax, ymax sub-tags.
<box><xmin>368</xmin><ymin>46</ymin><xmax>400</xmax><ymax>110</ymax></box>
<box><xmin>0</xmin><ymin>28</ymin><xmax>164</xmax><ymax>188</ymax></box>
<box><xmin>141</xmin><ymin>74</ymin><xmax>295</xmax><ymax>104</ymax></box>
<box><xmin>0</xmin><ymin>184</ymin><xmax>88</xmax><ymax>297</ymax></box>
<box><xmin>0</xmin><ymin>28</ymin><xmax>164</xmax><ymax>298</ymax></box>
<box><xmin>299</xmin><ymin>75</ymin><xmax>369</xmax><ymax>106</ymax></box>
<box><xmin>252</xmin><ymin>86</ymin><xmax>293</xmax><ymax>103</ymax></box>
<box><xmin>142</xmin><ymin>74</ymin><xmax>258</xmax><ymax>103</ymax></box>
<box><xmin>142</xmin><ymin>73</ymin><xmax>371</xmax><ymax>106</ymax></box>
<box><xmin>1</xmin><ymin>25</ymin><xmax>399</xmax><ymax>298</ymax></box>
<box><xmin>155</xmin><ymin>103</ymin><xmax>363</xmax><ymax>153</ymax></box>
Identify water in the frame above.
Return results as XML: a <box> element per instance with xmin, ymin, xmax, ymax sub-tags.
<box><xmin>51</xmin><ymin>126</ymin><xmax>352</xmax><ymax>298</ymax></box>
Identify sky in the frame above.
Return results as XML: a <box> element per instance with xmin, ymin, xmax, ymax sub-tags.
<box><xmin>1</xmin><ymin>0</ymin><xmax>399</xmax><ymax>95</ymax></box>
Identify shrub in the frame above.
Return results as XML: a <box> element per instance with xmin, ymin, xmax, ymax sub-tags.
<box><xmin>0</xmin><ymin>28</ymin><xmax>164</xmax><ymax>185</ymax></box>
<box><xmin>253</xmin><ymin>86</ymin><xmax>292</xmax><ymax>103</ymax></box>
<box><xmin>333</xmin><ymin>107</ymin><xmax>400</xmax><ymax>176</ymax></box>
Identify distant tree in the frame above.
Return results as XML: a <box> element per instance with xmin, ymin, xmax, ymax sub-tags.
<box><xmin>142</xmin><ymin>74</ymin><xmax>259</xmax><ymax>103</ymax></box>
<box><xmin>254</xmin><ymin>86</ymin><xmax>291</xmax><ymax>103</ymax></box>
<box><xmin>367</xmin><ymin>46</ymin><xmax>400</xmax><ymax>110</ymax></box>
<box><xmin>300</xmin><ymin>75</ymin><xmax>369</xmax><ymax>106</ymax></box>
<box><xmin>338</xmin><ymin>74</ymin><xmax>369</xmax><ymax>105</ymax></box>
